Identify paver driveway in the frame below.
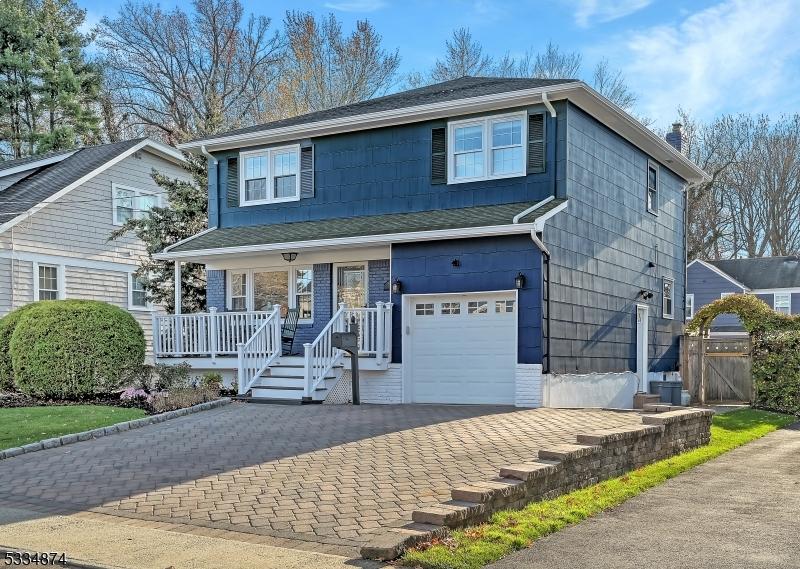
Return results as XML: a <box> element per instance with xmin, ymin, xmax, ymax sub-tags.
<box><xmin>0</xmin><ymin>403</ymin><xmax>642</xmax><ymax>553</ymax></box>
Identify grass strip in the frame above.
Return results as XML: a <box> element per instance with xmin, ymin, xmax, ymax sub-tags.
<box><xmin>0</xmin><ymin>405</ymin><xmax>146</xmax><ymax>450</ymax></box>
<box><xmin>402</xmin><ymin>408</ymin><xmax>795</xmax><ymax>569</ymax></box>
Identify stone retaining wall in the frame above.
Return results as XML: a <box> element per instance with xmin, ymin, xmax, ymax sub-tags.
<box><xmin>362</xmin><ymin>408</ymin><xmax>713</xmax><ymax>560</ymax></box>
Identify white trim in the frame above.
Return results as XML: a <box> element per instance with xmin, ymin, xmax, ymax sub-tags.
<box><xmin>178</xmin><ymin>82</ymin><xmax>707</xmax><ymax>184</ymax></box>
<box><xmin>532</xmin><ymin>200</ymin><xmax>569</xmax><ymax>232</ymax></box>
<box><xmin>239</xmin><ymin>144</ymin><xmax>301</xmax><ymax>206</ymax></box>
<box><xmin>720</xmin><ymin>292</ymin><xmax>735</xmax><ymax>299</ymax></box>
<box><xmin>128</xmin><ymin>273</ymin><xmax>153</xmax><ymax>311</ymax></box>
<box><xmin>646</xmin><ymin>160</ymin><xmax>659</xmax><ymax>215</ymax></box>
<box><xmin>512</xmin><ymin>196</ymin><xmax>554</xmax><ymax>224</ymax></box>
<box><xmin>0</xmin><ymin>151</ymin><xmax>77</xmax><ymax>179</ymax></box>
<box><xmin>0</xmin><ymin>249</ymin><xmax>139</xmax><ymax>274</ymax></box>
<box><xmin>750</xmin><ymin>287</ymin><xmax>800</xmax><ymax>294</ymax></box>
<box><xmin>0</xmin><ymin>138</ymin><xmax>186</xmax><ymax>235</ymax></box>
<box><xmin>33</xmin><ymin>261</ymin><xmax>64</xmax><ymax>301</ymax></box>
<box><xmin>156</xmin><ymin>222</ymin><xmax>543</xmax><ymax>262</ymax></box>
<box><xmin>447</xmin><ymin>111</ymin><xmax>527</xmax><ymax>184</ymax></box>
<box><xmin>687</xmin><ymin>259</ymin><xmax>749</xmax><ymax>291</ymax></box>
<box><xmin>662</xmin><ymin>276</ymin><xmax>674</xmax><ymax>319</ymax></box>
<box><xmin>112</xmin><ymin>182</ymin><xmax>161</xmax><ymax>226</ymax></box>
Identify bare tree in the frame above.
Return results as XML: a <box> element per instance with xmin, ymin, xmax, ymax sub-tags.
<box><xmin>97</xmin><ymin>0</ymin><xmax>282</xmax><ymax>144</ymax></box>
<box><xmin>274</xmin><ymin>12</ymin><xmax>400</xmax><ymax>117</ymax></box>
<box><xmin>592</xmin><ymin>59</ymin><xmax>636</xmax><ymax>109</ymax></box>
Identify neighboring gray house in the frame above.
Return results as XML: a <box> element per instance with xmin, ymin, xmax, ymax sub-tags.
<box><xmin>687</xmin><ymin>257</ymin><xmax>800</xmax><ymax>335</ymax></box>
<box><xmin>153</xmin><ymin>76</ymin><xmax>707</xmax><ymax>408</ymax></box>
<box><xmin>0</xmin><ymin>138</ymin><xmax>189</xmax><ymax>351</ymax></box>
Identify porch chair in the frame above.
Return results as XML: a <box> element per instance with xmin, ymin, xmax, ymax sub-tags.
<box><xmin>282</xmin><ymin>308</ymin><xmax>300</xmax><ymax>355</ymax></box>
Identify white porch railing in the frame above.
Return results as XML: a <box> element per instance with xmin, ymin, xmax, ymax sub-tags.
<box><xmin>152</xmin><ymin>308</ymin><xmax>272</xmax><ymax>357</ymax></box>
<box><xmin>237</xmin><ymin>304</ymin><xmax>282</xmax><ymax>395</ymax></box>
<box><xmin>303</xmin><ymin>302</ymin><xmax>393</xmax><ymax>399</ymax></box>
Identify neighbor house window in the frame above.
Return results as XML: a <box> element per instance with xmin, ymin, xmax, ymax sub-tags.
<box><xmin>774</xmin><ymin>293</ymin><xmax>791</xmax><ymax>315</ymax></box>
<box><xmin>113</xmin><ymin>183</ymin><xmax>160</xmax><ymax>225</ymax></box>
<box><xmin>129</xmin><ymin>275</ymin><xmax>150</xmax><ymax>309</ymax></box>
<box><xmin>686</xmin><ymin>293</ymin><xmax>694</xmax><ymax>320</ymax></box>
<box><xmin>230</xmin><ymin>272</ymin><xmax>248</xmax><ymax>311</ymax></box>
<box><xmin>38</xmin><ymin>264</ymin><xmax>59</xmax><ymax>300</ymax></box>
<box><xmin>448</xmin><ymin>112</ymin><xmax>526</xmax><ymax>183</ymax></box>
<box><xmin>647</xmin><ymin>162</ymin><xmax>658</xmax><ymax>214</ymax></box>
<box><xmin>240</xmin><ymin>145</ymin><xmax>301</xmax><ymax>205</ymax></box>
<box><xmin>662</xmin><ymin>277</ymin><xmax>674</xmax><ymax>319</ymax></box>
<box><xmin>721</xmin><ymin>292</ymin><xmax>734</xmax><ymax>299</ymax></box>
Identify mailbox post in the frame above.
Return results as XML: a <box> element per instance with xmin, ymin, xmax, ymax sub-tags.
<box><xmin>331</xmin><ymin>321</ymin><xmax>360</xmax><ymax>405</ymax></box>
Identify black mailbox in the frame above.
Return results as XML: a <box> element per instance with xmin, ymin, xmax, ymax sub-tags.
<box><xmin>331</xmin><ymin>331</ymin><xmax>358</xmax><ymax>352</ymax></box>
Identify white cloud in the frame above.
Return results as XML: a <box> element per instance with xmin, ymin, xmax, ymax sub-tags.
<box><xmin>572</xmin><ymin>0</ymin><xmax>652</xmax><ymax>28</ymax></box>
<box><xmin>617</xmin><ymin>0</ymin><xmax>800</xmax><ymax>125</ymax></box>
<box><xmin>323</xmin><ymin>0</ymin><xmax>387</xmax><ymax>12</ymax></box>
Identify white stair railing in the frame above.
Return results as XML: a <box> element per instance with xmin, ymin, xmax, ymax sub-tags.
<box><xmin>303</xmin><ymin>303</ymin><xmax>347</xmax><ymax>399</ymax></box>
<box><xmin>237</xmin><ymin>304</ymin><xmax>283</xmax><ymax>395</ymax></box>
<box><xmin>344</xmin><ymin>302</ymin><xmax>393</xmax><ymax>362</ymax></box>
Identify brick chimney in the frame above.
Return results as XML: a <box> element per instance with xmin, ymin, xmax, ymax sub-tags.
<box><xmin>665</xmin><ymin>122</ymin><xmax>682</xmax><ymax>153</ymax></box>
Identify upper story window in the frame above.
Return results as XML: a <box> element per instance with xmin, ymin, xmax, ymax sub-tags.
<box><xmin>113</xmin><ymin>183</ymin><xmax>160</xmax><ymax>225</ymax></box>
<box><xmin>647</xmin><ymin>161</ymin><xmax>659</xmax><ymax>214</ymax></box>
<box><xmin>774</xmin><ymin>292</ymin><xmax>791</xmax><ymax>315</ymax></box>
<box><xmin>240</xmin><ymin>145</ymin><xmax>301</xmax><ymax>206</ymax></box>
<box><xmin>448</xmin><ymin>112</ymin><xmax>527</xmax><ymax>184</ymax></box>
<box><xmin>662</xmin><ymin>277</ymin><xmax>674</xmax><ymax>319</ymax></box>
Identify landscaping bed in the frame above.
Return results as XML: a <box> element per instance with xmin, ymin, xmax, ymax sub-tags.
<box><xmin>402</xmin><ymin>408</ymin><xmax>795</xmax><ymax>569</ymax></box>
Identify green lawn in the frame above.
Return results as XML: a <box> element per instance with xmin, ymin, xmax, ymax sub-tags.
<box><xmin>403</xmin><ymin>408</ymin><xmax>796</xmax><ymax>569</ymax></box>
<box><xmin>0</xmin><ymin>405</ymin><xmax>147</xmax><ymax>450</ymax></box>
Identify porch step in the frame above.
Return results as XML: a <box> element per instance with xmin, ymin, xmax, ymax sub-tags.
<box><xmin>250</xmin><ymin>385</ymin><xmax>330</xmax><ymax>400</ymax></box>
<box><xmin>254</xmin><ymin>375</ymin><xmax>337</xmax><ymax>388</ymax></box>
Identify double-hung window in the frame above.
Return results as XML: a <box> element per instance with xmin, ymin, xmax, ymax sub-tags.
<box><xmin>662</xmin><ymin>277</ymin><xmax>674</xmax><ymax>319</ymax></box>
<box><xmin>240</xmin><ymin>145</ymin><xmax>300</xmax><ymax>206</ymax></box>
<box><xmin>228</xmin><ymin>267</ymin><xmax>313</xmax><ymax>321</ymax></box>
<box><xmin>774</xmin><ymin>292</ymin><xmax>791</xmax><ymax>315</ymax></box>
<box><xmin>448</xmin><ymin>112</ymin><xmax>526</xmax><ymax>183</ymax></box>
<box><xmin>129</xmin><ymin>274</ymin><xmax>150</xmax><ymax>310</ymax></box>
<box><xmin>647</xmin><ymin>162</ymin><xmax>659</xmax><ymax>214</ymax></box>
<box><xmin>230</xmin><ymin>272</ymin><xmax>248</xmax><ymax>311</ymax></box>
<box><xmin>37</xmin><ymin>264</ymin><xmax>60</xmax><ymax>300</ymax></box>
<box><xmin>112</xmin><ymin>183</ymin><xmax>160</xmax><ymax>225</ymax></box>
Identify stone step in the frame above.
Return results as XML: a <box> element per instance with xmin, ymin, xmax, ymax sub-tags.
<box><xmin>411</xmin><ymin>501</ymin><xmax>485</xmax><ymax>527</ymax></box>
<box><xmin>498</xmin><ymin>460</ymin><xmax>561</xmax><ymax>481</ymax></box>
<box><xmin>642</xmin><ymin>403</ymin><xmax>688</xmax><ymax>413</ymax></box>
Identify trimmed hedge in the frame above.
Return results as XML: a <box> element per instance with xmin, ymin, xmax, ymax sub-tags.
<box><xmin>10</xmin><ymin>300</ymin><xmax>145</xmax><ymax>398</ymax></box>
<box><xmin>0</xmin><ymin>303</ymin><xmax>41</xmax><ymax>391</ymax></box>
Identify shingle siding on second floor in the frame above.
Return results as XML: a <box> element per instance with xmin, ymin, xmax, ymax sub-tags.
<box><xmin>207</xmin><ymin>103</ymin><xmax>566</xmax><ymax>229</ymax></box>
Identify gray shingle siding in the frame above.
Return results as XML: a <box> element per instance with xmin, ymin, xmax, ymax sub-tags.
<box><xmin>367</xmin><ymin>259</ymin><xmax>390</xmax><ymax>307</ymax></box>
<box><xmin>687</xmin><ymin>262</ymin><xmax>746</xmax><ymax>330</ymax></box>
<box><xmin>544</xmin><ymin>103</ymin><xmax>687</xmax><ymax>374</ymax></box>
<box><xmin>206</xmin><ymin>270</ymin><xmax>226</xmax><ymax>311</ymax></box>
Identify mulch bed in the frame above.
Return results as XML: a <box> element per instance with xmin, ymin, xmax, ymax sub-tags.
<box><xmin>0</xmin><ymin>391</ymin><xmax>145</xmax><ymax>411</ymax></box>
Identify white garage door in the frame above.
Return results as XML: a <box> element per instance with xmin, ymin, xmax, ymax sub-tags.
<box><xmin>408</xmin><ymin>292</ymin><xmax>517</xmax><ymax>404</ymax></box>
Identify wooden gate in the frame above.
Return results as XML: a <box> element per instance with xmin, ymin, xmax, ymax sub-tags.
<box><xmin>681</xmin><ymin>336</ymin><xmax>753</xmax><ymax>404</ymax></box>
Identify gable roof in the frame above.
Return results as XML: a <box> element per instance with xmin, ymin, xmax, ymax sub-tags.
<box><xmin>0</xmin><ymin>138</ymin><xmax>185</xmax><ymax>232</ymax></box>
<box><xmin>178</xmin><ymin>76</ymin><xmax>707</xmax><ymax>183</ymax></box>
<box><xmin>707</xmin><ymin>257</ymin><xmax>800</xmax><ymax>290</ymax></box>
<box><xmin>158</xmin><ymin>198</ymin><xmax>567</xmax><ymax>261</ymax></box>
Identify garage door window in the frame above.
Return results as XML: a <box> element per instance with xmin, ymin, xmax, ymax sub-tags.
<box><xmin>468</xmin><ymin>300</ymin><xmax>488</xmax><ymax>314</ymax></box>
<box><xmin>441</xmin><ymin>302</ymin><xmax>461</xmax><ymax>315</ymax></box>
<box><xmin>415</xmin><ymin>303</ymin><xmax>434</xmax><ymax>315</ymax></box>
<box><xmin>495</xmin><ymin>300</ymin><xmax>515</xmax><ymax>313</ymax></box>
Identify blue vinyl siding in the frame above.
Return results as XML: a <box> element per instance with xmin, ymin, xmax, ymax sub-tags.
<box><xmin>390</xmin><ymin>235</ymin><xmax>543</xmax><ymax>365</ymax></box>
<box><xmin>686</xmin><ymin>262</ymin><xmax>747</xmax><ymax>331</ymax></box>
<box><xmin>544</xmin><ymin>103</ymin><xmax>687</xmax><ymax>373</ymax></box>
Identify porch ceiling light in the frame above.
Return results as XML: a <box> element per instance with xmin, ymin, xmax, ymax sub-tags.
<box><xmin>391</xmin><ymin>278</ymin><xmax>402</xmax><ymax>295</ymax></box>
<box><xmin>281</xmin><ymin>252</ymin><xmax>298</xmax><ymax>262</ymax></box>
<box><xmin>515</xmin><ymin>272</ymin><xmax>526</xmax><ymax>289</ymax></box>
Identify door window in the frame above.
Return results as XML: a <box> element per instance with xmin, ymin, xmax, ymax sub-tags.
<box><xmin>336</xmin><ymin>265</ymin><xmax>366</xmax><ymax>308</ymax></box>
<box><xmin>254</xmin><ymin>271</ymin><xmax>289</xmax><ymax>313</ymax></box>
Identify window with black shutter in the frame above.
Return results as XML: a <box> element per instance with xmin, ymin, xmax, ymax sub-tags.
<box><xmin>226</xmin><ymin>157</ymin><xmax>239</xmax><ymax>207</ymax></box>
<box><xmin>527</xmin><ymin>112</ymin><xmax>546</xmax><ymax>174</ymax></box>
<box><xmin>431</xmin><ymin>127</ymin><xmax>447</xmax><ymax>184</ymax></box>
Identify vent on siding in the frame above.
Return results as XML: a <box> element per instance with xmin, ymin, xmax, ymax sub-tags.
<box><xmin>431</xmin><ymin>127</ymin><xmax>447</xmax><ymax>184</ymax></box>
<box><xmin>300</xmin><ymin>144</ymin><xmax>314</xmax><ymax>198</ymax></box>
<box><xmin>226</xmin><ymin>157</ymin><xmax>239</xmax><ymax>208</ymax></box>
<box><xmin>527</xmin><ymin>113</ymin><xmax>546</xmax><ymax>174</ymax></box>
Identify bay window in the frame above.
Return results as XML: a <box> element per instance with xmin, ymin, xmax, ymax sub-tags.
<box><xmin>240</xmin><ymin>145</ymin><xmax>301</xmax><ymax>205</ymax></box>
<box><xmin>448</xmin><ymin>112</ymin><xmax>526</xmax><ymax>183</ymax></box>
<box><xmin>227</xmin><ymin>267</ymin><xmax>313</xmax><ymax>320</ymax></box>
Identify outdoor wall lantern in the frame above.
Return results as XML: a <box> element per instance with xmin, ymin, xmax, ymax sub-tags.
<box><xmin>281</xmin><ymin>252</ymin><xmax>298</xmax><ymax>262</ymax></box>
<box><xmin>639</xmin><ymin>289</ymin><xmax>654</xmax><ymax>300</ymax></box>
<box><xmin>451</xmin><ymin>258</ymin><xmax>461</xmax><ymax>267</ymax></box>
<box><xmin>391</xmin><ymin>278</ymin><xmax>402</xmax><ymax>295</ymax></box>
<box><xmin>515</xmin><ymin>272</ymin><xmax>526</xmax><ymax>289</ymax></box>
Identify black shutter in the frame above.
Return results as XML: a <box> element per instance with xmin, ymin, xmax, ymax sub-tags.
<box><xmin>527</xmin><ymin>113</ymin><xmax>546</xmax><ymax>174</ymax></box>
<box><xmin>300</xmin><ymin>144</ymin><xmax>314</xmax><ymax>198</ymax></box>
<box><xmin>226</xmin><ymin>157</ymin><xmax>239</xmax><ymax>207</ymax></box>
<box><xmin>431</xmin><ymin>127</ymin><xmax>447</xmax><ymax>184</ymax></box>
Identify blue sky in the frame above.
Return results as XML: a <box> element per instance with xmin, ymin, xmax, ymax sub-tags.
<box><xmin>79</xmin><ymin>0</ymin><xmax>800</xmax><ymax>129</ymax></box>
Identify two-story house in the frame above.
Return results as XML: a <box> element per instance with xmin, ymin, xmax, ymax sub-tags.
<box><xmin>0</xmin><ymin>138</ymin><xmax>189</xmax><ymax>352</ymax></box>
<box><xmin>687</xmin><ymin>257</ymin><xmax>800</xmax><ymax>335</ymax></box>
<box><xmin>154</xmin><ymin>76</ymin><xmax>706</xmax><ymax>407</ymax></box>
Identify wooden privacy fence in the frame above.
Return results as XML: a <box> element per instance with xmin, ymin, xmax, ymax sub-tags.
<box><xmin>681</xmin><ymin>336</ymin><xmax>753</xmax><ymax>404</ymax></box>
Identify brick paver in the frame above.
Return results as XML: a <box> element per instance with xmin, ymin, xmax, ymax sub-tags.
<box><xmin>0</xmin><ymin>403</ymin><xmax>642</xmax><ymax>549</ymax></box>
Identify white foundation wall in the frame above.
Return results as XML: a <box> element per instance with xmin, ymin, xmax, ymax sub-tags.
<box><xmin>515</xmin><ymin>364</ymin><xmax>543</xmax><ymax>407</ymax></box>
<box><xmin>542</xmin><ymin>371</ymin><xmax>639</xmax><ymax>409</ymax></box>
<box><xmin>360</xmin><ymin>364</ymin><xmax>403</xmax><ymax>404</ymax></box>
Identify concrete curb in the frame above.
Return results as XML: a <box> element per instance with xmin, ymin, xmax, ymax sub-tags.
<box><xmin>0</xmin><ymin>398</ymin><xmax>231</xmax><ymax>462</ymax></box>
<box><xmin>0</xmin><ymin>547</ymin><xmax>108</xmax><ymax>569</ymax></box>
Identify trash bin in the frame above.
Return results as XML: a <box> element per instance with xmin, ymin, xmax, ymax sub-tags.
<box><xmin>649</xmin><ymin>380</ymin><xmax>682</xmax><ymax>405</ymax></box>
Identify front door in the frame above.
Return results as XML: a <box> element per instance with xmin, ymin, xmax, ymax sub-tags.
<box><xmin>336</xmin><ymin>264</ymin><xmax>366</xmax><ymax>308</ymax></box>
<box><xmin>636</xmin><ymin>304</ymin><xmax>649</xmax><ymax>392</ymax></box>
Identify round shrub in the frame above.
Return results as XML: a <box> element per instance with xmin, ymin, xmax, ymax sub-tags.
<box><xmin>10</xmin><ymin>300</ymin><xmax>145</xmax><ymax>398</ymax></box>
<box><xmin>0</xmin><ymin>302</ymin><xmax>41</xmax><ymax>391</ymax></box>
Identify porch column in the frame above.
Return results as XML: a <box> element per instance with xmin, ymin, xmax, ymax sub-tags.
<box><xmin>174</xmin><ymin>261</ymin><xmax>182</xmax><ymax>315</ymax></box>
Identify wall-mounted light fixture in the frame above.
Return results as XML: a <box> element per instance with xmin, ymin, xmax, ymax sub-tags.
<box><xmin>391</xmin><ymin>278</ymin><xmax>402</xmax><ymax>295</ymax></box>
<box><xmin>648</xmin><ymin>261</ymin><xmax>656</xmax><ymax>268</ymax></box>
<box><xmin>451</xmin><ymin>258</ymin><xmax>461</xmax><ymax>268</ymax></box>
<box><xmin>281</xmin><ymin>252</ymin><xmax>298</xmax><ymax>263</ymax></box>
<box><xmin>639</xmin><ymin>289</ymin><xmax>654</xmax><ymax>300</ymax></box>
<box><xmin>515</xmin><ymin>272</ymin><xmax>526</xmax><ymax>289</ymax></box>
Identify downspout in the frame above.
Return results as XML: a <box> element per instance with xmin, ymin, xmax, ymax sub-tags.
<box><xmin>540</xmin><ymin>91</ymin><xmax>557</xmax><ymax>374</ymax></box>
